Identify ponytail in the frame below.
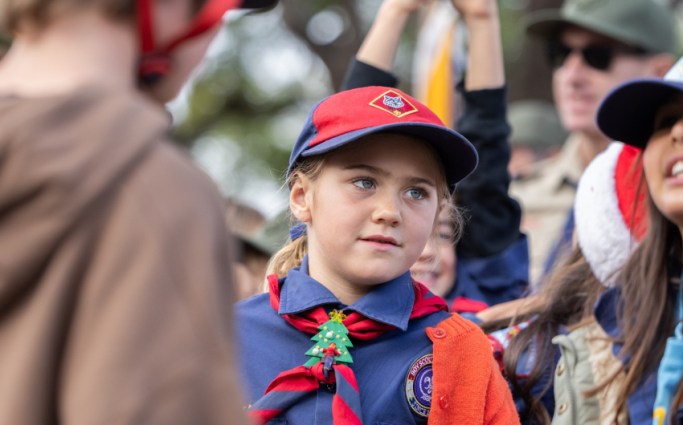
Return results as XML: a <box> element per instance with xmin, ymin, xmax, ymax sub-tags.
<box><xmin>262</xmin><ymin>156</ymin><xmax>326</xmax><ymax>283</ymax></box>
<box><xmin>266</xmin><ymin>235</ymin><xmax>308</xmax><ymax>279</ymax></box>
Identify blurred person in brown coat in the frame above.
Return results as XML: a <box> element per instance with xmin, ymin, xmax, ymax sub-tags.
<box><xmin>0</xmin><ymin>0</ymin><xmax>274</xmax><ymax>423</ymax></box>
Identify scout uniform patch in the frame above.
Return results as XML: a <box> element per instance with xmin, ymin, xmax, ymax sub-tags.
<box><xmin>405</xmin><ymin>354</ymin><xmax>433</xmax><ymax>418</ymax></box>
<box><xmin>369</xmin><ymin>89</ymin><xmax>419</xmax><ymax>118</ymax></box>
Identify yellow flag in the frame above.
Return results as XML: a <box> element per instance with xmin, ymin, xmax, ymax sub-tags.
<box><xmin>412</xmin><ymin>1</ymin><xmax>461</xmax><ymax>128</ymax></box>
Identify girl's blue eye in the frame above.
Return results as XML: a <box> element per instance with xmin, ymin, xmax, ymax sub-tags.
<box><xmin>353</xmin><ymin>178</ymin><xmax>374</xmax><ymax>190</ymax></box>
<box><xmin>407</xmin><ymin>188</ymin><xmax>426</xmax><ymax>200</ymax></box>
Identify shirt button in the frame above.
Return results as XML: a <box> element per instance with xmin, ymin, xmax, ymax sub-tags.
<box><xmin>439</xmin><ymin>395</ymin><xmax>449</xmax><ymax>409</ymax></box>
<box><xmin>557</xmin><ymin>362</ymin><xmax>565</xmax><ymax>376</ymax></box>
<box><xmin>432</xmin><ymin>328</ymin><xmax>447</xmax><ymax>339</ymax></box>
<box><xmin>557</xmin><ymin>402</ymin><xmax>568</xmax><ymax>414</ymax></box>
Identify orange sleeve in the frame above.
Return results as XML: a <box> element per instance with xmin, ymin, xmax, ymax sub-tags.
<box><xmin>427</xmin><ymin>314</ymin><xmax>520</xmax><ymax>425</ymax></box>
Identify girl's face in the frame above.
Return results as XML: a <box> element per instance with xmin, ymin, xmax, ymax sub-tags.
<box><xmin>290</xmin><ymin>133</ymin><xmax>442</xmax><ymax>305</ymax></box>
<box><xmin>409</xmin><ymin>210</ymin><xmax>457</xmax><ymax>297</ymax></box>
<box><xmin>643</xmin><ymin>94</ymin><xmax>683</xmax><ymax>230</ymax></box>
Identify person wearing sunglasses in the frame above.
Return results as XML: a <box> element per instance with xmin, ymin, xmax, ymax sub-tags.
<box><xmin>510</xmin><ymin>0</ymin><xmax>678</xmax><ymax>291</ymax></box>
<box><xmin>0</xmin><ymin>0</ymin><xmax>275</xmax><ymax>424</ymax></box>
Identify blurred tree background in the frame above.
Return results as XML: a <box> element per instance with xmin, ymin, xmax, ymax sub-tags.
<box><xmin>170</xmin><ymin>0</ymin><xmax>682</xmax><ymax>217</ymax></box>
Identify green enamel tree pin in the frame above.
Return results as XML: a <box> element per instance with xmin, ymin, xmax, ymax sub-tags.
<box><xmin>304</xmin><ymin>310</ymin><xmax>354</xmax><ymax>367</ymax></box>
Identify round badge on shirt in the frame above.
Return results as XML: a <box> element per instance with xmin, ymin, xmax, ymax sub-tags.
<box><xmin>405</xmin><ymin>354</ymin><xmax>433</xmax><ymax>418</ymax></box>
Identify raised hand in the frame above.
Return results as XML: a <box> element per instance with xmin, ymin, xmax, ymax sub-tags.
<box><xmin>450</xmin><ymin>0</ymin><xmax>498</xmax><ymax>22</ymax></box>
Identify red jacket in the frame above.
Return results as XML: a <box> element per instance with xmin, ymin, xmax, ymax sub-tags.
<box><xmin>428</xmin><ymin>314</ymin><xmax>520</xmax><ymax>425</ymax></box>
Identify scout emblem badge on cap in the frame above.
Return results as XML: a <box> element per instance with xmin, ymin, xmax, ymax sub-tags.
<box><xmin>370</xmin><ymin>90</ymin><xmax>419</xmax><ymax>118</ymax></box>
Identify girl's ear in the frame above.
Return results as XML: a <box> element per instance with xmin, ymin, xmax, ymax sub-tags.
<box><xmin>290</xmin><ymin>173</ymin><xmax>313</xmax><ymax>223</ymax></box>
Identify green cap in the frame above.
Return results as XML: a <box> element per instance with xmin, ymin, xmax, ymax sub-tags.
<box><xmin>508</xmin><ymin>100</ymin><xmax>568</xmax><ymax>149</ymax></box>
<box><xmin>526</xmin><ymin>0</ymin><xmax>679</xmax><ymax>55</ymax></box>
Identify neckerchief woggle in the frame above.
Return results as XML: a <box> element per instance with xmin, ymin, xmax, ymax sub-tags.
<box><xmin>653</xmin><ymin>277</ymin><xmax>683</xmax><ymax>425</ymax></box>
<box><xmin>248</xmin><ymin>273</ymin><xmax>448</xmax><ymax>425</ymax></box>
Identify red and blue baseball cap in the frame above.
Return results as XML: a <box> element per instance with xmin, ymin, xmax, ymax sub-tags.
<box><xmin>597</xmin><ymin>58</ymin><xmax>683</xmax><ymax>148</ymax></box>
<box><xmin>288</xmin><ymin>86</ymin><xmax>478</xmax><ymax>189</ymax></box>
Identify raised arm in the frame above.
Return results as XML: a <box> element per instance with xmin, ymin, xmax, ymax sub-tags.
<box><xmin>453</xmin><ymin>0</ymin><xmax>523</xmax><ymax>260</ymax></box>
<box><xmin>453</xmin><ymin>0</ymin><xmax>504</xmax><ymax>90</ymax></box>
<box><xmin>341</xmin><ymin>0</ymin><xmax>426</xmax><ymax>90</ymax></box>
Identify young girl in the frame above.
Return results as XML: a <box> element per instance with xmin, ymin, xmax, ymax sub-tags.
<box><xmin>340</xmin><ymin>0</ymin><xmax>528</xmax><ymax>312</ymax></box>
<box><xmin>594</xmin><ymin>62</ymin><xmax>683</xmax><ymax>425</ymax></box>
<box><xmin>236</xmin><ymin>85</ymin><xmax>519</xmax><ymax>424</ymax></box>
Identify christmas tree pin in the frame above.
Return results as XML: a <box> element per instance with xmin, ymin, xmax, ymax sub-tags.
<box><xmin>304</xmin><ymin>310</ymin><xmax>353</xmax><ymax>373</ymax></box>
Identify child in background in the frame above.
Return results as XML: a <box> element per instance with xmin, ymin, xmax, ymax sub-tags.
<box><xmin>594</xmin><ymin>59</ymin><xmax>683</xmax><ymax>425</ymax></box>
<box><xmin>236</xmin><ymin>85</ymin><xmax>519</xmax><ymax>424</ymax></box>
<box><xmin>341</xmin><ymin>0</ymin><xmax>528</xmax><ymax>312</ymax></box>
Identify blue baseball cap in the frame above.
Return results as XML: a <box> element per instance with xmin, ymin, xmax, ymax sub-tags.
<box><xmin>287</xmin><ymin>86</ymin><xmax>478</xmax><ymax>190</ymax></box>
<box><xmin>597</xmin><ymin>58</ymin><xmax>683</xmax><ymax>148</ymax></box>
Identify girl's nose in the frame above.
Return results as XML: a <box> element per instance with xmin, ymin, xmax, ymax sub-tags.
<box><xmin>371</xmin><ymin>192</ymin><xmax>402</xmax><ymax>226</ymax></box>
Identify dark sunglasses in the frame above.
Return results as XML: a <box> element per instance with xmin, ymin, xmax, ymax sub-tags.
<box><xmin>545</xmin><ymin>41</ymin><xmax>648</xmax><ymax>72</ymax></box>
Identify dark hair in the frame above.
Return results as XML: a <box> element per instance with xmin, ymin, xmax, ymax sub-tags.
<box><xmin>481</xmin><ymin>247</ymin><xmax>603</xmax><ymax>424</ymax></box>
<box><xmin>604</xmin><ymin>193</ymin><xmax>682</xmax><ymax>423</ymax></box>
<box><xmin>669</xmin><ymin>382</ymin><xmax>683</xmax><ymax>425</ymax></box>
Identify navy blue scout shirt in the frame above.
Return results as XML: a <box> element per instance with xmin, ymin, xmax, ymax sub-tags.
<box><xmin>236</xmin><ymin>256</ymin><xmax>451</xmax><ymax>424</ymax></box>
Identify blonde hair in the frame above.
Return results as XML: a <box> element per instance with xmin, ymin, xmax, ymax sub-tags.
<box><xmin>266</xmin><ymin>145</ymin><xmax>460</xmax><ymax>279</ymax></box>
<box><xmin>266</xmin><ymin>158</ymin><xmax>326</xmax><ymax>278</ymax></box>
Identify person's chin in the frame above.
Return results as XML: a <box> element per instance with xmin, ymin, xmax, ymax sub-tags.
<box><xmin>145</xmin><ymin>78</ymin><xmax>183</xmax><ymax>105</ymax></box>
<box><xmin>410</xmin><ymin>272</ymin><xmax>436</xmax><ymax>287</ymax></box>
<box><xmin>564</xmin><ymin>117</ymin><xmax>597</xmax><ymax>134</ymax></box>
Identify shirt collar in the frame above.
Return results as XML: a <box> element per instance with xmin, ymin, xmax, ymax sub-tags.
<box><xmin>545</xmin><ymin>135</ymin><xmax>583</xmax><ymax>191</ymax></box>
<box><xmin>278</xmin><ymin>256</ymin><xmax>415</xmax><ymax>330</ymax></box>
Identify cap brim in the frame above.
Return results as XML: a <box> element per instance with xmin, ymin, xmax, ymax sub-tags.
<box><xmin>597</xmin><ymin>79</ymin><xmax>683</xmax><ymax>148</ymax></box>
<box><xmin>240</xmin><ymin>0</ymin><xmax>278</xmax><ymax>9</ymax></box>
<box><xmin>525</xmin><ymin>9</ymin><xmax>635</xmax><ymax>47</ymax></box>
<box><xmin>300</xmin><ymin>123</ymin><xmax>479</xmax><ymax>189</ymax></box>
<box><xmin>525</xmin><ymin>10</ymin><xmax>568</xmax><ymax>39</ymax></box>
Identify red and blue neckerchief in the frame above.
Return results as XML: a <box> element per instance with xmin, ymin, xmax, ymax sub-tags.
<box><xmin>248</xmin><ymin>274</ymin><xmax>448</xmax><ymax>425</ymax></box>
